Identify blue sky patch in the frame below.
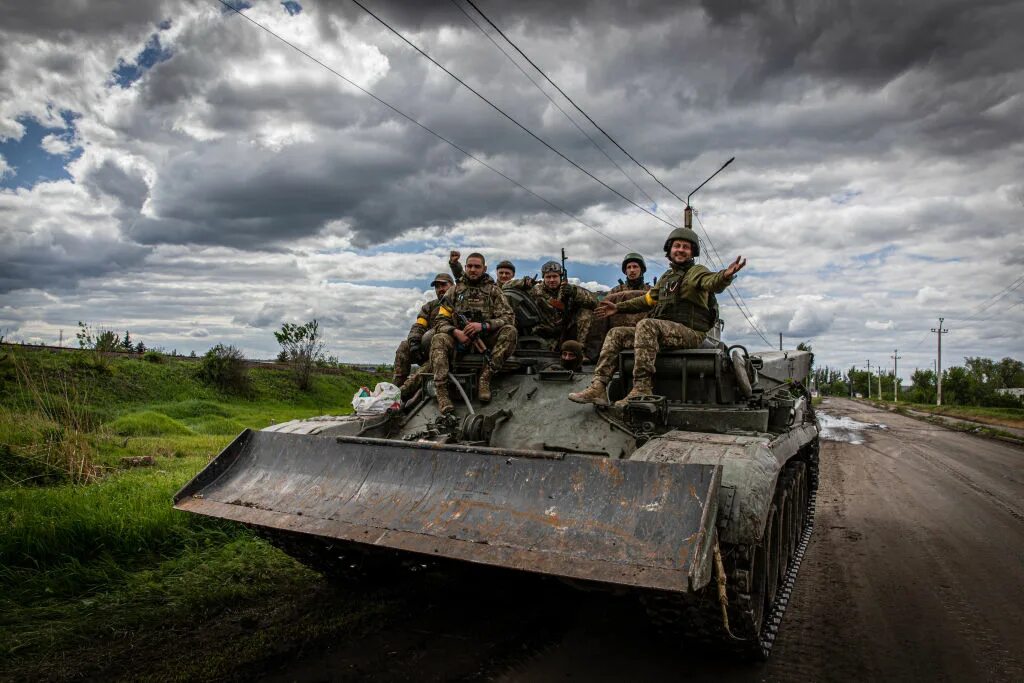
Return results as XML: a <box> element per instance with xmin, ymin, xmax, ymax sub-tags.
<box><xmin>0</xmin><ymin>111</ymin><xmax>82</xmax><ymax>190</ymax></box>
<box><xmin>110</xmin><ymin>32</ymin><xmax>173</xmax><ymax>89</ymax></box>
<box><xmin>282</xmin><ymin>1</ymin><xmax>303</xmax><ymax>16</ymax></box>
<box><xmin>221</xmin><ymin>0</ymin><xmax>253</xmax><ymax>13</ymax></box>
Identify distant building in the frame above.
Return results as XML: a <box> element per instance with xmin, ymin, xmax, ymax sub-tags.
<box><xmin>996</xmin><ymin>388</ymin><xmax>1024</xmax><ymax>400</ymax></box>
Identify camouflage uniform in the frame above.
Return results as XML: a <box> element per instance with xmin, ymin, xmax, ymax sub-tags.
<box><xmin>575</xmin><ymin>260</ymin><xmax>734</xmax><ymax>405</ymax></box>
<box><xmin>527</xmin><ymin>282</ymin><xmax>597</xmax><ymax>350</ymax></box>
<box><xmin>393</xmin><ymin>299</ymin><xmax>441</xmax><ymax>383</ymax></box>
<box><xmin>430</xmin><ymin>274</ymin><xmax>518</xmax><ymax>409</ymax></box>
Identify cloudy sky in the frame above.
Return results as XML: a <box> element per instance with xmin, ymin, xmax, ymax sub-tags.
<box><xmin>1</xmin><ymin>0</ymin><xmax>1022</xmax><ymax>376</ymax></box>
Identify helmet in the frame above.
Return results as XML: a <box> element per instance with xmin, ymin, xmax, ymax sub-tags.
<box><xmin>620</xmin><ymin>252</ymin><xmax>647</xmax><ymax>274</ymax></box>
<box><xmin>663</xmin><ymin>227</ymin><xmax>701</xmax><ymax>257</ymax></box>
<box><xmin>430</xmin><ymin>273</ymin><xmax>454</xmax><ymax>286</ymax></box>
<box><xmin>541</xmin><ymin>260</ymin><xmax>562</xmax><ymax>275</ymax></box>
<box><xmin>496</xmin><ymin>260</ymin><xmax>516</xmax><ymax>274</ymax></box>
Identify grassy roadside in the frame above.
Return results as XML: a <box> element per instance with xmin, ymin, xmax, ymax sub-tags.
<box><xmin>0</xmin><ymin>347</ymin><xmax>391</xmax><ymax>681</ymax></box>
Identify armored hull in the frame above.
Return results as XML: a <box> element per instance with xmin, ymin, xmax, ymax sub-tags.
<box><xmin>175</xmin><ymin>344</ymin><xmax>818</xmax><ymax>657</ymax></box>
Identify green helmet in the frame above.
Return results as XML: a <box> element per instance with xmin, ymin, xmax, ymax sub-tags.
<box><xmin>663</xmin><ymin>227</ymin><xmax>701</xmax><ymax>257</ymax></box>
<box><xmin>541</xmin><ymin>260</ymin><xmax>562</xmax><ymax>275</ymax></box>
<box><xmin>621</xmin><ymin>252</ymin><xmax>646</xmax><ymax>274</ymax></box>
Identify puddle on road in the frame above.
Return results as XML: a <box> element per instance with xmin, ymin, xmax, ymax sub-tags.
<box><xmin>818</xmin><ymin>412</ymin><xmax>887</xmax><ymax>445</ymax></box>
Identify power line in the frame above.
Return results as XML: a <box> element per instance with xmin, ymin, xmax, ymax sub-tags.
<box><xmin>214</xmin><ymin>0</ymin><xmax>636</xmax><ymax>255</ymax></box>
<box><xmin>450</xmin><ymin>1</ymin><xmax>767</xmax><ymax>345</ymax></box>
<box><xmin>461</xmin><ymin>0</ymin><xmax>692</xmax><ymax>207</ymax></box>
<box><xmin>347</xmin><ymin>0</ymin><xmax>677</xmax><ymax>229</ymax></box>
<box><xmin>448</xmin><ymin>0</ymin><xmax>670</xmax><ymax>223</ymax></box>
<box><xmin>909</xmin><ymin>272</ymin><xmax>1024</xmax><ymax>348</ymax></box>
<box><xmin>217</xmin><ymin>1</ymin><xmax>771</xmax><ymax>348</ymax></box>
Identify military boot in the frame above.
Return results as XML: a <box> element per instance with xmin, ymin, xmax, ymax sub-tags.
<box><xmin>568</xmin><ymin>378</ymin><xmax>609</xmax><ymax>406</ymax></box>
<box><xmin>434</xmin><ymin>380</ymin><xmax>454</xmax><ymax>414</ymax></box>
<box><xmin>478</xmin><ymin>367</ymin><xmax>493</xmax><ymax>403</ymax></box>
<box><xmin>614</xmin><ymin>377</ymin><xmax>654</xmax><ymax>409</ymax></box>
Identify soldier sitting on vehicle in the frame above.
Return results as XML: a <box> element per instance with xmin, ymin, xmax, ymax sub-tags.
<box><xmin>430</xmin><ymin>253</ymin><xmax>518</xmax><ymax>413</ymax></box>
<box><xmin>568</xmin><ymin>227</ymin><xmax>745</xmax><ymax>408</ymax></box>
<box><xmin>450</xmin><ymin>250</ymin><xmax>518</xmax><ymax>287</ymax></box>
<box><xmin>392</xmin><ymin>273</ymin><xmax>453</xmax><ymax>386</ymax></box>
<box><xmin>511</xmin><ymin>261</ymin><xmax>597</xmax><ymax>353</ymax></box>
<box><xmin>608</xmin><ymin>253</ymin><xmax>650</xmax><ymax>293</ymax></box>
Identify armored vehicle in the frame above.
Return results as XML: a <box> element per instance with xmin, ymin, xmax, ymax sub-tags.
<box><xmin>175</xmin><ymin>329</ymin><xmax>818</xmax><ymax>658</ymax></box>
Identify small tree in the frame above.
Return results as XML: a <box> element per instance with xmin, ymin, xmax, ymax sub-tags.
<box><xmin>198</xmin><ymin>344</ymin><xmax>249</xmax><ymax>393</ymax></box>
<box><xmin>274</xmin><ymin>320</ymin><xmax>326</xmax><ymax>390</ymax></box>
<box><xmin>121</xmin><ymin>331</ymin><xmax>134</xmax><ymax>352</ymax></box>
<box><xmin>135</xmin><ymin>341</ymin><xmax>146</xmax><ymax>354</ymax></box>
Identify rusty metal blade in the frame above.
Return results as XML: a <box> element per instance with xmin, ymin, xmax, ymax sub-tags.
<box><xmin>174</xmin><ymin>430</ymin><xmax>721</xmax><ymax>593</ymax></box>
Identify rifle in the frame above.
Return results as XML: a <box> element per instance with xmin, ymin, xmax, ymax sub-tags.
<box><xmin>454</xmin><ymin>310</ymin><xmax>493</xmax><ymax>369</ymax></box>
<box><xmin>559</xmin><ymin>248</ymin><xmax>576</xmax><ymax>344</ymax></box>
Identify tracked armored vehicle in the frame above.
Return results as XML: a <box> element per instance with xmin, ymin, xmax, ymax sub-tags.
<box><xmin>175</xmin><ymin>331</ymin><xmax>818</xmax><ymax>658</ymax></box>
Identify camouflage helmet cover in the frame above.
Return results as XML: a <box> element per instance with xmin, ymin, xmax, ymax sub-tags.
<box><xmin>541</xmin><ymin>260</ymin><xmax>562</xmax><ymax>275</ymax></box>
<box><xmin>663</xmin><ymin>227</ymin><xmax>701</xmax><ymax>257</ymax></box>
<box><xmin>496</xmin><ymin>260</ymin><xmax>516</xmax><ymax>274</ymax></box>
<box><xmin>620</xmin><ymin>252</ymin><xmax>647</xmax><ymax>274</ymax></box>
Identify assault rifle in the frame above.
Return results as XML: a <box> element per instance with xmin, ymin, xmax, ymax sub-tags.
<box><xmin>559</xmin><ymin>248</ymin><xmax>576</xmax><ymax>345</ymax></box>
<box><xmin>454</xmin><ymin>310</ymin><xmax>493</xmax><ymax>369</ymax></box>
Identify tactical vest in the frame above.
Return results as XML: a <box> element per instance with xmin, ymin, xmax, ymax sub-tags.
<box><xmin>648</xmin><ymin>266</ymin><xmax>715</xmax><ymax>332</ymax></box>
<box><xmin>453</xmin><ymin>284</ymin><xmax>491</xmax><ymax>322</ymax></box>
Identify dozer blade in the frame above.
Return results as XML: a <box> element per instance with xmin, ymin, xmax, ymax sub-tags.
<box><xmin>174</xmin><ymin>430</ymin><xmax>721</xmax><ymax>593</ymax></box>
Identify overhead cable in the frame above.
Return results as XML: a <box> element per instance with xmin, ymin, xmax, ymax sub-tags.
<box><xmin>215</xmin><ymin>0</ymin><xmax>637</xmax><ymax>255</ymax></box>
<box><xmin>347</xmin><ymin>0</ymin><xmax>677</xmax><ymax>229</ymax></box>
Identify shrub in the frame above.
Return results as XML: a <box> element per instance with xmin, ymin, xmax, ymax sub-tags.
<box><xmin>142</xmin><ymin>350</ymin><xmax>164</xmax><ymax>363</ymax></box>
<box><xmin>197</xmin><ymin>344</ymin><xmax>250</xmax><ymax>394</ymax></box>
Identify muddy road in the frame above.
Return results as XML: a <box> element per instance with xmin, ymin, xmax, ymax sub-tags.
<box><xmin>260</xmin><ymin>398</ymin><xmax>1024</xmax><ymax>682</ymax></box>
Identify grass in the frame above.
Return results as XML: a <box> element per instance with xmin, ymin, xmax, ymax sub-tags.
<box><xmin>866</xmin><ymin>399</ymin><xmax>1024</xmax><ymax>431</ymax></box>
<box><xmin>0</xmin><ymin>346</ymin><xmax>388</xmax><ymax>681</ymax></box>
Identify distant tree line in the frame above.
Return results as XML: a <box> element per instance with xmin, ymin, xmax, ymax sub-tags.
<box><xmin>814</xmin><ymin>356</ymin><xmax>1024</xmax><ymax>407</ymax></box>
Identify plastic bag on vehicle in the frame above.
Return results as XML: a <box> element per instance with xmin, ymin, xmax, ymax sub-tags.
<box><xmin>351</xmin><ymin>382</ymin><xmax>402</xmax><ymax>416</ymax></box>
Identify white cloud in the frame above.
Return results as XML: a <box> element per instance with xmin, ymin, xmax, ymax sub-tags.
<box><xmin>40</xmin><ymin>133</ymin><xmax>73</xmax><ymax>155</ymax></box>
<box><xmin>866</xmin><ymin>320</ymin><xmax>895</xmax><ymax>331</ymax></box>
<box><xmin>0</xmin><ymin>153</ymin><xmax>12</xmax><ymax>179</ymax></box>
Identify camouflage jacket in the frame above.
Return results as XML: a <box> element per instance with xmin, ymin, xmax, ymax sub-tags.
<box><xmin>616</xmin><ymin>261</ymin><xmax>732</xmax><ymax>332</ymax></box>
<box><xmin>435</xmin><ymin>274</ymin><xmax>515</xmax><ymax>335</ymax></box>
<box><xmin>608</xmin><ymin>278</ymin><xmax>650</xmax><ymax>294</ymax></box>
<box><xmin>529</xmin><ymin>282</ymin><xmax>597</xmax><ymax>329</ymax></box>
<box><xmin>406</xmin><ymin>299</ymin><xmax>442</xmax><ymax>345</ymax></box>
<box><xmin>449</xmin><ymin>259</ymin><xmax>465</xmax><ymax>281</ymax></box>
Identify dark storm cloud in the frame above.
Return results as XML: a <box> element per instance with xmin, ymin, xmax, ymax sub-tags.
<box><xmin>0</xmin><ymin>0</ymin><xmax>173</xmax><ymax>36</ymax></box>
<box><xmin>84</xmin><ymin>160</ymin><xmax>149</xmax><ymax>212</ymax></box>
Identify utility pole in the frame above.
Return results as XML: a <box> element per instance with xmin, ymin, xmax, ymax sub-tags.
<box><xmin>892</xmin><ymin>349</ymin><xmax>902</xmax><ymax>402</ymax></box>
<box><xmin>779</xmin><ymin>333</ymin><xmax>783</xmax><ymax>351</ymax></box>
<box><xmin>931</xmin><ymin>318</ymin><xmax>949</xmax><ymax>406</ymax></box>
<box><xmin>850</xmin><ymin>365</ymin><xmax>856</xmax><ymax>398</ymax></box>
<box><xmin>878</xmin><ymin>366</ymin><xmax>883</xmax><ymax>400</ymax></box>
<box><xmin>866</xmin><ymin>359</ymin><xmax>872</xmax><ymax>399</ymax></box>
<box><xmin>58</xmin><ymin>329</ymin><xmax>63</xmax><ymax>348</ymax></box>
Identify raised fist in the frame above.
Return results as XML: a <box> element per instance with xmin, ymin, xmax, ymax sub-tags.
<box><xmin>449</xmin><ymin>250</ymin><xmax>461</xmax><ymax>264</ymax></box>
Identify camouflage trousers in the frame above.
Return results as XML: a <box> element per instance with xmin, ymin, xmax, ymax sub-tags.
<box><xmin>537</xmin><ymin>309</ymin><xmax>594</xmax><ymax>351</ymax></box>
<box><xmin>592</xmin><ymin>318</ymin><xmax>705</xmax><ymax>383</ymax></box>
<box><xmin>431</xmin><ymin>326</ymin><xmax>518</xmax><ymax>384</ymax></box>
<box><xmin>391</xmin><ymin>339</ymin><xmax>423</xmax><ymax>382</ymax></box>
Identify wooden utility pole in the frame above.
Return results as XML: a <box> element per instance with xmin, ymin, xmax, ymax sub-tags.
<box><xmin>866</xmin><ymin>359</ymin><xmax>872</xmax><ymax>398</ymax></box>
<box><xmin>931</xmin><ymin>318</ymin><xmax>949</xmax><ymax>406</ymax></box>
<box><xmin>779</xmin><ymin>333</ymin><xmax>783</xmax><ymax>351</ymax></box>
<box><xmin>892</xmin><ymin>349</ymin><xmax>902</xmax><ymax>402</ymax></box>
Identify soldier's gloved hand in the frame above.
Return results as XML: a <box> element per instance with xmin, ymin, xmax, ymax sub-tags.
<box><xmin>521</xmin><ymin>276</ymin><xmax>535</xmax><ymax>289</ymax></box>
<box><xmin>558</xmin><ymin>283</ymin><xmax>572</xmax><ymax>300</ymax></box>
<box><xmin>449</xmin><ymin>250</ymin><xmax>461</xmax><ymax>264</ymax></box>
<box><xmin>408</xmin><ymin>339</ymin><xmax>421</xmax><ymax>355</ymax></box>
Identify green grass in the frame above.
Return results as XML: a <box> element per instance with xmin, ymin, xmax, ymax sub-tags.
<box><xmin>867</xmin><ymin>399</ymin><xmax>1024</xmax><ymax>430</ymax></box>
<box><xmin>0</xmin><ymin>347</ymin><xmax>389</xmax><ymax>680</ymax></box>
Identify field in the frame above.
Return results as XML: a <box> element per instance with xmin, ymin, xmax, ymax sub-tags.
<box><xmin>0</xmin><ymin>347</ymin><xmax>394</xmax><ymax>681</ymax></box>
<box><xmin>864</xmin><ymin>398</ymin><xmax>1024</xmax><ymax>431</ymax></box>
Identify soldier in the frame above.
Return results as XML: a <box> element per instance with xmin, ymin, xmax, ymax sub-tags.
<box><xmin>559</xmin><ymin>340</ymin><xmax>584</xmax><ymax>371</ymax></box>
<box><xmin>450</xmin><ymin>250</ymin><xmax>517</xmax><ymax>286</ymax></box>
<box><xmin>431</xmin><ymin>253</ymin><xmax>518</xmax><ymax>413</ymax></box>
<box><xmin>568</xmin><ymin>227</ymin><xmax>745</xmax><ymax>407</ymax></box>
<box><xmin>608</xmin><ymin>253</ymin><xmax>650</xmax><ymax>294</ymax></box>
<box><xmin>516</xmin><ymin>261</ymin><xmax>597</xmax><ymax>351</ymax></box>
<box><xmin>392</xmin><ymin>273</ymin><xmax>453</xmax><ymax>386</ymax></box>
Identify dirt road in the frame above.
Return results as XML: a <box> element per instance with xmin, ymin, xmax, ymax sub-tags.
<box><xmin>261</xmin><ymin>397</ymin><xmax>1024</xmax><ymax>682</ymax></box>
